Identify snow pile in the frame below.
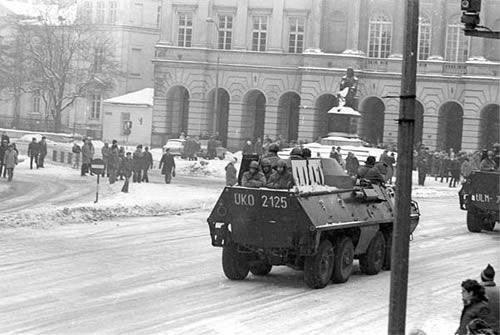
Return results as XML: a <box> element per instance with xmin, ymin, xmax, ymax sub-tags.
<box><xmin>0</xmin><ymin>183</ymin><xmax>221</xmax><ymax>228</ymax></box>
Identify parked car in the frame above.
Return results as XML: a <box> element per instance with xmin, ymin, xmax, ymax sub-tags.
<box><xmin>163</xmin><ymin>139</ymin><xmax>185</xmax><ymax>157</ymax></box>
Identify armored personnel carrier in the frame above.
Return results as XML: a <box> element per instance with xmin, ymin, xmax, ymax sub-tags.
<box><xmin>208</xmin><ymin>156</ymin><xmax>420</xmax><ymax>289</ymax></box>
<box><xmin>459</xmin><ymin>170</ymin><xmax>499</xmax><ymax>232</ymax></box>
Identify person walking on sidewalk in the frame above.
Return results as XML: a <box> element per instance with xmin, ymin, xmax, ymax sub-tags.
<box><xmin>132</xmin><ymin>145</ymin><xmax>144</xmax><ymax>183</ymax></box>
<box><xmin>4</xmin><ymin>144</ymin><xmax>18</xmax><ymax>182</ymax></box>
<box><xmin>159</xmin><ymin>148</ymin><xmax>176</xmax><ymax>184</ymax></box>
<box><xmin>121</xmin><ymin>152</ymin><xmax>134</xmax><ymax>193</ymax></box>
<box><xmin>108</xmin><ymin>140</ymin><xmax>120</xmax><ymax>184</ymax></box>
<box><xmin>38</xmin><ymin>136</ymin><xmax>47</xmax><ymax>168</ymax></box>
<box><xmin>0</xmin><ymin>139</ymin><xmax>8</xmax><ymax>178</ymax></box>
<box><xmin>81</xmin><ymin>139</ymin><xmax>95</xmax><ymax>176</ymax></box>
<box><xmin>28</xmin><ymin>137</ymin><xmax>40</xmax><ymax>170</ymax></box>
<box><xmin>142</xmin><ymin>146</ymin><xmax>153</xmax><ymax>183</ymax></box>
<box><xmin>101</xmin><ymin>143</ymin><xmax>110</xmax><ymax>177</ymax></box>
<box><xmin>72</xmin><ymin>142</ymin><xmax>81</xmax><ymax>169</ymax></box>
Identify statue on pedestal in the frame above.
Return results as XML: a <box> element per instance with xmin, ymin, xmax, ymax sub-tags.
<box><xmin>338</xmin><ymin>67</ymin><xmax>358</xmax><ymax>109</ymax></box>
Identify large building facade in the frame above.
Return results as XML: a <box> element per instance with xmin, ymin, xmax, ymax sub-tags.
<box><xmin>0</xmin><ymin>0</ymin><xmax>160</xmax><ymax>138</ymax></box>
<box><xmin>152</xmin><ymin>0</ymin><xmax>500</xmax><ymax>151</ymax></box>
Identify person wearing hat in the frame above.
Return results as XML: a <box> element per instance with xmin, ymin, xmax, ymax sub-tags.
<box><xmin>241</xmin><ymin>161</ymin><xmax>266</xmax><ymax>188</ymax></box>
<box><xmin>225</xmin><ymin>160</ymin><xmax>237</xmax><ymax>186</ymax></box>
<box><xmin>480</xmin><ymin>151</ymin><xmax>498</xmax><ymax>171</ymax></box>
<box><xmin>481</xmin><ymin>264</ymin><xmax>499</xmax><ymax>334</ymax></box>
<box><xmin>260</xmin><ymin>158</ymin><xmax>273</xmax><ymax>182</ymax></box>
<box><xmin>261</xmin><ymin>143</ymin><xmax>280</xmax><ymax>168</ymax></box>
<box><xmin>266</xmin><ymin>159</ymin><xmax>293</xmax><ymax>189</ymax></box>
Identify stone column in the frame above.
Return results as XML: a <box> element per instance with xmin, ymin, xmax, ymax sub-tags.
<box><xmin>159</xmin><ymin>0</ymin><xmax>174</xmax><ymax>45</ymax></box>
<box><xmin>389</xmin><ymin>0</ymin><xmax>403</xmax><ymax>58</ymax></box>
<box><xmin>186</xmin><ymin>99</ymin><xmax>206</xmax><ymax>137</ymax></box>
<box><xmin>193</xmin><ymin>1</ymin><xmax>209</xmax><ymax>48</ymax></box>
<box><xmin>233</xmin><ymin>0</ymin><xmax>249</xmax><ymax>50</ymax></box>
<box><xmin>306</xmin><ymin>0</ymin><xmax>322</xmax><ymax>50</ymax></box>
<box><xmin>227</xmin><ymin>101</ymin><xmax>245</xmax><ymax>150</ymax></box>
<box><xmin>429</xmin><ymin>0</ymin><xmax>446</xmax><ymax>60</ymax></box>
<box><xmin>298</xmin><ymin>106</ymin><xmax>315</xmax><ymax>142</ymax></box>
<box><xmin>357</xmin><ymin>0</ymin><xmax>369</xmax><ymax>55</ymax></box>
<box><xmin>268</xmin><ymin>0</ymin><xmax>284</xmax><ymax>52</ymax></box>
<box><xmin>343</xmin><ymin>0</ymin><xmax>362</xmax><ymax>54</ymax></box>
<box><xmin>264</xmin><ymin>105</ymin><xmax>279</xmax><ymax>137</ymax></box>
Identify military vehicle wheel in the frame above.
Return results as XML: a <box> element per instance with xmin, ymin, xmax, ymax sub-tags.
<box><xmin>484</xmin><ymin>219</ymin><xmax>496</xmax><ymax>232</ymax></box>
<box><xmin>331</xmin><ymin>236</ymin><xmax>355</xmax><ymax>283</ymax></box>
<box><xmin>359</xmin><ymin>231</ymin><xmax>386</xmax><ymax>275</ymax></box>
<box><xmin>304</xmin><ymin>239</ymin><xmax>335</xmax><ymax>289</ymax></box>
<box><xmin>467</xmin><ymin>211</ymin><xmax>482</xmax><ymax>233</ymax></box>
<box><xmin>222</xmin><ymin>243</ymin><xmax>249</xmax><ymax>280</ymax></box>
<box><xmin>250</xmin><ymin>261</ymin><xmax>272</xmax><ymax>276</ymax></box>
<box><xmin>382</xmin><ymin>231</ymin><xmax>392</xmax><ymax>271</ymax></box>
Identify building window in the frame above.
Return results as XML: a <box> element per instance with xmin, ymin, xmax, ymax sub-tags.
<box><xmin>108</xmin><ymin>1</ymin><xmax>117</xmax><ymax>24</ymax></box>
<box><xmin>90</xmin><ymin>94</ymin><xmax>102</xmax><ymax>119</ymax></box>
<box><xmin>156</xmin><ymin>5</ymin><xmax>161</xmax><ymax>28</ymax></box>
<box><xmin>96</xmin><ymin>1</ymin><xmax>105</xmax><ymax>24</ymax></box>
<box><xmin>368</xmin><ymin>15</ymin><xmax>392</xmax><ymax>58</ymax></box>
<box><xmin>93</xmin><ymin>47</ymin><xmax>104</xmax><ymax>73</ymax></box>
<box><xmin>82</xmin><ymin>1</ymin><xmax>92</xmax><ymax>22</ymax></box>
<box><xmin>418</xmin><ymin>16</ymin><xmax>431</xmax><ymax>60</ymax></box>
<box><xmin>252</xmin><ymin>16</ymin><xmax>267</xmax><ymax>51</ymax></box>
<box><xmin>288</xmin><ymin>17</ymin><xmax>305</xmax><ymax>53</ymax></box>
<box><xmin>218</xmin><ymin>14</ymin><xmax>233</xmax><ymax>50</ymax></box>
<box><xmin>32</xmin><ymin>90</ymin><xmax>41</xmax><ymax>114</ymax></box>
<box><xmin>177</xmin><ymin>13</ymin><xmax>193</xmax><ymax>47</ymax></box>
<box><xmin>445</xmin><ymin>19</ymin><xmax>470</xmax><ymax>62</ymax></box>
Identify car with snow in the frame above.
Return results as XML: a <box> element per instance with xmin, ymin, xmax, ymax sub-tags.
<box><xmin>207</xmin><ymin>155</ymin><xmax>419</xmax><ymax>289</ymax></box>
<box><xmin>163</xmin><ymin>139</ymin><xmax>186</xmax><ymax>157</ymax></box>
<box><xmin>459</xmin><ymin>170</ymin><xmax>499</xmax><ymax>232</ymax></box>
<box><xmin>278</xmin><ymin>135</ymin><xmax>393</xmax><ymax>164</ymax></box>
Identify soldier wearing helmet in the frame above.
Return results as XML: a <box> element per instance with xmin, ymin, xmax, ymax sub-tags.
<box><xmin>241</xmin><ymin>161</ymin><xmax>266</xmax><ymax>188</ymax></box>
<box><xmin>289</xmin><ymin>147</ymin><xmax>304</xmax><ymax>160</ymax></box>
<box><xmin>261</xmin><ymin>143</ymin><xmax>280</xmax><ymax>167</ymax></box>
<box><xmin>260</xmin><ymin>158</ymin><xmax>273</xmax><ymax>182</ymax></box>
<box><xmin>266</xmin><ymin>159</ymin><xmax>294</xmax><ymax>189</ymax></box>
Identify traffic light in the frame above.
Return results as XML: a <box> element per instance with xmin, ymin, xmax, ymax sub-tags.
<box><xmin>461</xmin><ymin>0</ymin><xmax>481</xmax><ymax>30</ymax></box>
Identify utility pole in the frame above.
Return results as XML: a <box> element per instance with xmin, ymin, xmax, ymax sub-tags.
<box><xmin>388</xmin><ymin>0</ymin><xmax>419</xmax><ymax>334</ymax></box>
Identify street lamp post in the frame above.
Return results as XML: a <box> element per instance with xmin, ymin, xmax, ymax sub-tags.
<box><xmin>206</xmin><ymin>17</ymin><xmax>220</xmax><ymax>134</ymax></box>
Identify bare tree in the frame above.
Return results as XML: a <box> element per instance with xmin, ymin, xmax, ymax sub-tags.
<box><xmin>1</xmin><ymin>5</ymin><xmax>122</xmax><ymax>132</ymax></box>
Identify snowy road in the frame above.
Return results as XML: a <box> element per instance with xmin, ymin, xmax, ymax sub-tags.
<box><xmin>0</xmin><ymin>197</ymin><xmax>498</xmax><ymax>334</ymax></box>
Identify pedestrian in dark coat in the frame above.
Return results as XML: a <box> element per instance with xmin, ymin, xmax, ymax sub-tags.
<box><xmin>118</xmin><ymin>147</ymin><xmax>125</xmax><ymax>180</ymax></box>
<box><xmin>142</xmin><ymin>146</ymin><xmax>154</xmax><ymax>183</ymax></box>
<box><xmin>457</xmin><ymin>279</ymin><xmax>491</xmax><ymax>335</ymax></box>
<box><xmin>27</xmin><ymin>138</ymin><xmax>40</xmax><ymax>169</ymax></box>
<box><xmin>417</xmin><ymin>148</ymin><xmax>430</xmax><ymax>186</ymax></box>
<box><xmin>207</xmin><ymin>137</ymin><xmax>217</xmax><ymax>159</ymax></box>
<box><xmin>4</xmin><ymin>144</ymin><xmax>18</xmax><ymax>182</ymax></box>
<box><xmin>480</xmin><ymin>264</ymin><xmax>499</xmax><ymax>334</ymax></box>
<box><xmin>121</xmin><ymin>153</ymin><xmax>134</xmax><ymax>193</ymax></box>
<box><xmin>1</xmin><ymin>131</ymin><xmax>10</xmax><ymax>143</ymax></box>
<box><xmin>101</xmin><ymin>143</ymin><xmax>110</xmax><ymax>177</ymax></box>
<box><xmin>159</xmin><ymin>148</ymin><xmax>176</xmax><ymax>184</ymax></box>
<box><xmin>449</xmin><ymin>158</ymin><xmax>461</xmax><ymax>188</ymax></box>
<box><xmin>81</xmin><ymin>140</ymin><xmax>95</xmax><ymax>176</ymax></box>
<box><xmin>225</xmin><ymin>161</ymin><xmax>237</xmax><ymax>186</ymax></box>
<box><xmin>132</xmin><ymin>145</ymin><xmax>144</xmax><ymax>183</ymax></box>
<box><xmin>0</xmin><ymin>140</ymin><xmax>7</xmax><ymax>178</ymax></box>
<box><xmin>108</xmin><ymin>142</ymin><xmax>120</xmax><ymax>184</ymax></box>
<box><xmin>38</xmin><ymin>137</ymin><xmax>47</xmax><ymax>168</ymax></box>
<box><xmin>72</xmin><ymin>142</ymin><xmax>81</xmax><ymax>169</ymax></box>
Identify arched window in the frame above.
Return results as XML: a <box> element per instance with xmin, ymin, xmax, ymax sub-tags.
<box><xmin>445</xmin><ymin>17</ymin><xmax>470</xmax><ymax>62</ymax></box>
<box><xmin>418</xmin><ymin>15</ymin><xmax>431</xmax><ymax>60</ymax></box>
<box><xmin>368</xmin><ymin>15</ymin><xmax>392</xmax><ymax>58</ymax></box>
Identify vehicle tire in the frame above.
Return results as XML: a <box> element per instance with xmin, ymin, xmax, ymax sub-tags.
<box><xmin>250</xmin><ymin>261</ymin><xmax>272</xmax><ymax>276</ymax></box>
<box><xmin>304</xmin><ymin>239</ymin><xmax>335</xmax><ymax>289</ymax></box>
<box><xmin>467</xmin><ymin>211</ymin><xmax>482</xmax><ymax>233</ymax></box>
<box><xmin>484</xmin><ymin>217</ymin><xmax>496</xmax><ymax>232</ymax></box>
<box><xmin>359</xmin><ymin>231</ymin><xmax>386</xmax><ymax>275</ymax></box>
<box><xmin>382</xmin><ymin>231</ymin><xmax>392</xmax><ymax>271</ymax></box>
<box><xmin>331</xmin><ymin>236</ymin><xmax>355</xmax><ymax>283</ymax></box>
<box><xmin>222</xmin><ymin>243</ymin><xmax>249</xmax><ymax>280</ymax></box>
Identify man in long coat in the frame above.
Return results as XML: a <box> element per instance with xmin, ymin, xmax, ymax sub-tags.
<box><xmin>81</xmin><ymin>139</ymin><xmax>95</xmax><ymax>176</ymax></box>
<box><xmin>159</xmin><ymin>148</ymin><xmax>176</xmax><ymax>184</ymax></box>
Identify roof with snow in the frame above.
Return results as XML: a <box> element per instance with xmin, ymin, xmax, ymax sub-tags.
<box><xmin>104</xmin><ymin>88</ymin><xmax>154</xmax><ymax>107</ymax></box>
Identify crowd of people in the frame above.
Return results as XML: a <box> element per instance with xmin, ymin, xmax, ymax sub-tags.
<box><xmin>27</xmin><ymin>136</ymin><xmax>48</xmax><ymax>169</ymax></box>
<box><xmin>415</xmin><ymin>145</ymin><xmax>500</xmax><ymax>187</ymax></box>
<box><xmin>179</xmin><ymin>132</ymin><xmax>221</xmax><ymax>160</ymax></box>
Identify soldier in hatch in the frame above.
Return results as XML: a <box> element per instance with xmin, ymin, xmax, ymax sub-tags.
<box><xmin>266</xmin><ymin>159</ymin><xmax>294</xmax><ymax>189</ymax></box>
<box><xmin>241</xmin><ymin>161</ymin><xmax>266</xmax><ymax>188</ymax></box>
<box><xmin>260</xmin><ymin>158</ymin><xmax>274</xmax><ymax>182</ymax></box>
